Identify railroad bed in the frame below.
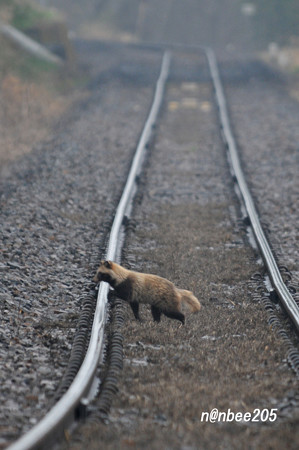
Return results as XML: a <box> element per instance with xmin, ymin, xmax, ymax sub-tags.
<box><xmin>1</xmin><ymin>43</ymin><xmax>299</xmax><ymax>449</ymax></box>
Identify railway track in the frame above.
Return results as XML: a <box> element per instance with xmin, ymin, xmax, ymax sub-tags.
<box><xmin>205</xmin><ymin>48</ymin><xmax>299</xmax><ymax>332</ymax></box>
<box><xmin>4</xmin><ymin>45</ymin><xmax>299</xmax><ymax>449</ymax></box>
<box><xmin>6</xmin><ymin>50</ymin><xmax>171</xmax><ymax>450</ymax></box>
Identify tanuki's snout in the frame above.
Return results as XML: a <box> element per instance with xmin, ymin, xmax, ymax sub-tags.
<box><xmin>93</xmin><ymin>270</ymin><xmax>111</xmax><ymax>283</ymax></box>
<box><xmin>93</xmin><ymin>271</ymin><xmax>101</xmax><ymax>283</ymax></box>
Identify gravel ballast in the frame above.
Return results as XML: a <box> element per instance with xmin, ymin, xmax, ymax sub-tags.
<box><xmin>0</xmin><ymin>47</ymin><xmax>162</xmax><ymax>446</ymax></box>
<box><xmin>0</xmin><ymin>1</ymin><xmax>298</xmax><ymax>445</ymax></box>
<box><xmin>62</xmin><ymin>52</ymin><xmax>299</xmax><ymax>450</ymax></box>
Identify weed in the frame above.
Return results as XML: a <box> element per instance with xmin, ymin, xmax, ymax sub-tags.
<box><xmin>12</xmin><ymin>3</ymin><xmax>56</xmax><ymax>30</ymax></box>
<box><xmin>16</xmin><ymin>55</ymin><xmax>57</xmax><ymax>80</ymax></box>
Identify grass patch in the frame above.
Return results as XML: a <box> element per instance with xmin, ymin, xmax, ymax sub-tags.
<box><xmin>12</xmin><ymin>3</ymin><xmax>56</xmax><ymax>30</ymax></box>
<box><xmin>0</xmin><ymin>0</ymin><xmax>61</xmax><ymax>30</ymax></box>
<box><xmin>0</xmin><ymin>36</ymin><xmax>57</xmax><ymax>83</ymax></box>
<box><xmin>15</xmin><ymin>55</ymin><xmax>57</xmax><ymax>81</ymax></box>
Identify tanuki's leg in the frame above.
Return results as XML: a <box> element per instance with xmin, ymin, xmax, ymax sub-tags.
<box><xmin>130</xmin><ymin>301</ymin><xmax>141</xmax><ymax>321</ymax></box>
<box><xmin>163</xmin><ymin>310</ymin><xmax>185</xmax><ymax>325</ymax></box>
<box><xmin>151</xmin><ymin>305</ymin><xmax>162</xmax><ymax>322</ymax></box>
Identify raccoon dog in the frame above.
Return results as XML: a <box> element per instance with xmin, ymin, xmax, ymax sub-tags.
<box><xmin>93</xmin><ymin>260</ymin><xmax>201</xmax><ymax>325</ymax></box>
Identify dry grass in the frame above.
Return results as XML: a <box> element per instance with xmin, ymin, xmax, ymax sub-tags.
<box><xmin>0</xmin><ymin>35</ymin><xmax>87</xmax><ymax>167</ymax></box>
<box><xmin>0</xmin><ymin>1</ymin><xmax>87</xmax><ymax>167</ymax></box>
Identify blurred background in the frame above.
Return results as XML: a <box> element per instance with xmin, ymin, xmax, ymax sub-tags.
<box><xmin>41</xmin><ymin>0</ymin><xmax>299</xmax><ymax>51</ymax></box>
<box><xmin>0</xmin><ymin>0</ymin><xmax>298</xmax><ymax>165</ymax></box>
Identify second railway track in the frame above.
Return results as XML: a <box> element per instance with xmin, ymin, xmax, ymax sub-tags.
<box><xmin>2</xmin><ymin>44</ymin><xmax>299</xmax><ymax>449</ymax></box>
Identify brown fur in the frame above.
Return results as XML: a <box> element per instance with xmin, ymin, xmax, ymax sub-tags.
<box><xmin>93</xmin><ymin>261</ymin><xmax>201</xmax><ymax>324</ymax></box>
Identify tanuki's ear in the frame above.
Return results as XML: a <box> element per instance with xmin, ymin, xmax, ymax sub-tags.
<box><xmin>104</xmin><ymin>260</ymin><xmax>112</xmax><ymax>269</ymax></box>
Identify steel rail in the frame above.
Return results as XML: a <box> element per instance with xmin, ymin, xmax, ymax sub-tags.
<box><xmin>204</xmin><ymin>47</ymin><xmax>299</xmax><ymax>332</ymax></box>
<box><xmin>0</xmin><ymin>21</ymin><xmax>63</xmax><ymax>65</ymax></box>
<box><xmin>8</xmin><ymin>50</ymin><xmax>171</xmax><ymax>450</ymax></box>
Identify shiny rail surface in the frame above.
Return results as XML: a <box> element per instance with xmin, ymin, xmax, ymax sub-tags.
<box><xmin>204</xmin><ymin>47</ymin><xmax>299</xmax><ymax>333</ymax></box>
<box><xmin>8</xmin><ymin>51</ymin><xmax>171</xmax><ymax>450</ymax></box>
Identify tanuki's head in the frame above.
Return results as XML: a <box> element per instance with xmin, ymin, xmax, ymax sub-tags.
<box><xmin>93</xmin><ymin>260</ymin><xmax>115</xmax><ymax>283</ymax></box>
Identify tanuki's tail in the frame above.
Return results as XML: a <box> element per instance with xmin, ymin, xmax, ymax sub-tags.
<box><xmin>179</xmin><ymin>289</ymin><xmax>201</xmax><ymax>312</ymax></box>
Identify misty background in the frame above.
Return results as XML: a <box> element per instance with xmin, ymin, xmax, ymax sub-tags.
<box><xmin>41</xmin><ymin>0</ymin><xmax>299</xmax><ymax>51</ymax></box>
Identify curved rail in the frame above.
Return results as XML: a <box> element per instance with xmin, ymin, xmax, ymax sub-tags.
<box><xmin>204</xmin><ymin>47</ymin><xmax>299</xmax><ymax>332</ymax></box>
<box><xmin>8</xmin><ymin>50</ymin><xmax>171</xmax><ymax>450</ymax></box>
